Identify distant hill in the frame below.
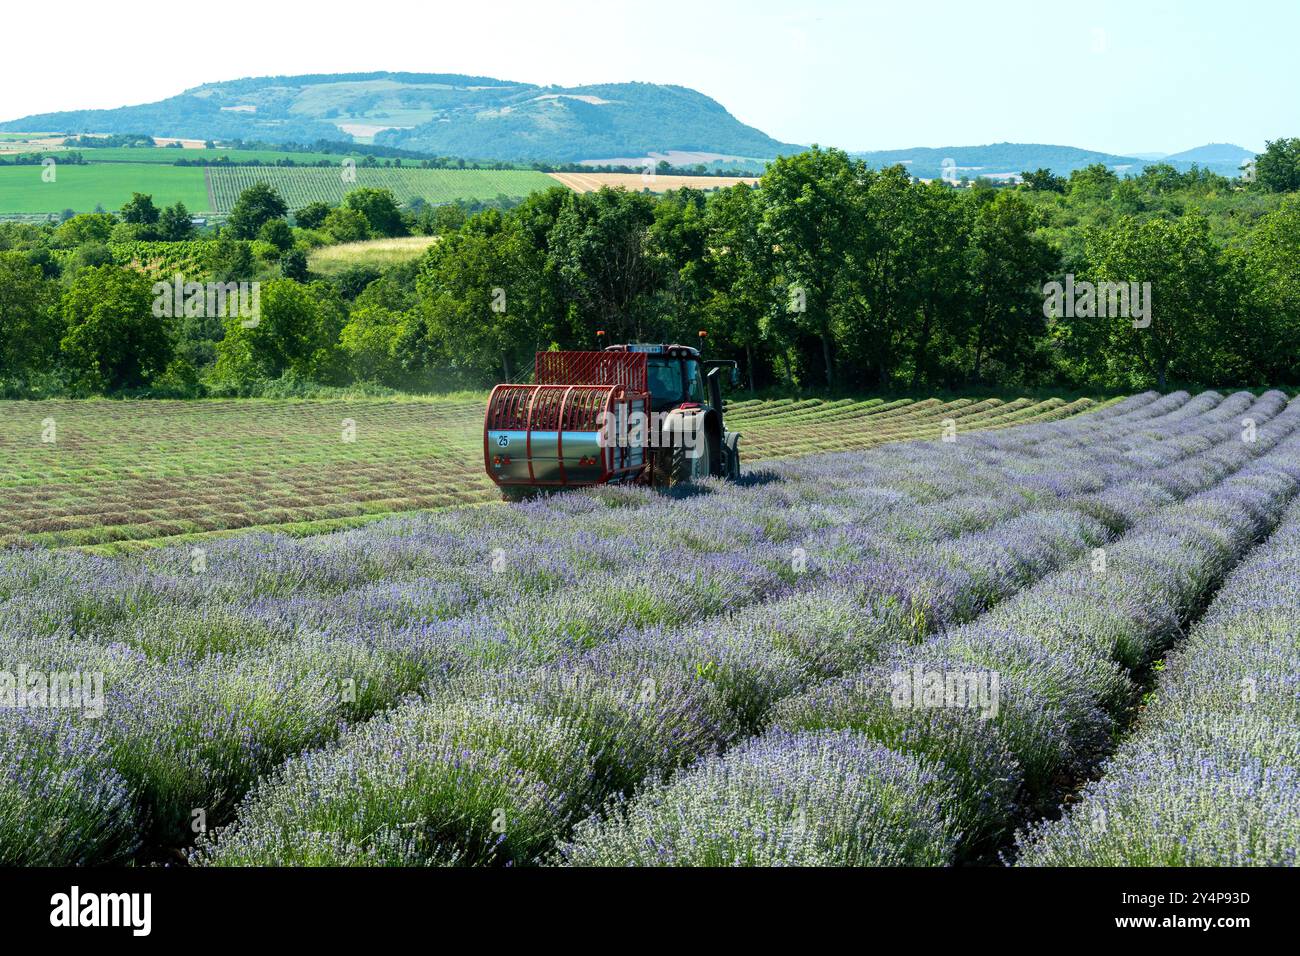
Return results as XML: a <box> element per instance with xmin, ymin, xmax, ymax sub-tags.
<box><xmin>1163</xmin><ymin>142</ymin><xmax>1256</xmax><ymax>166</ymax></box>
<box><xmin>0</xmin><ymin>72</ymin><xmax>803</xmax><ymax>164</ymax></box>
<box><xmin>850</xmin><ymin>142</ymin><xmax>1254</xmax><ymax>180</ymax></box>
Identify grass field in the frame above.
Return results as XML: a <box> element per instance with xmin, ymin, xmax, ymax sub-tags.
<box><xmin>0</xmin><ymin>161</ymin><xmax>755</xmax><ymax>217</ymax></box>
<box><xmin>0</xmin><ymin>163</ymin><xmax>560</xmax><ymax>216</ymax></box>
<box><xmin>207</xmin><ymin>166</ymin><xmax>559</xmax><ymax>213</ymax></box>
<box><xmin>0</xmin><ymin>393</ymin><xmax>1097</xmax><ymax>552</ymax></box>
<box><xmin>5</xmin><ymin>389</ymin><xmax>1299</xmax><ymax>868</ymax></box>
<box><xmin>307</xmin><ymin>235</ymin><xmax>439</xmax><ymax>274</ymax></box>
<box><xmin>548</xmin><ymin>171</ymin><xmax>760</xmax><ymax>192</ymax></box>
<box><xmin>0</xmin><ymin>163</ymin><xmax>208</xmax><ymax>215</ymax></box>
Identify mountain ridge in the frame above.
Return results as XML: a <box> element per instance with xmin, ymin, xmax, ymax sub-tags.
<box><xmin>0</xmin><ymin>71</ymin><xmax>803</xmax><ymax>164</ymax></box>
<box><xmin>849</xmin><ymin>141</ymin><xmax>1253</xmax><ymax>179</ymax></box>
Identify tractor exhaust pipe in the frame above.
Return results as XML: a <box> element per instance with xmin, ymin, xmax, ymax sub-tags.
<box><xmin>707</xmin><ymin>366</ymin><xmax>724</xmax><ymax>417</ymax></box>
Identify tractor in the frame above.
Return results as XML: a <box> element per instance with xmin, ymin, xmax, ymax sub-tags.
<box><xmin>484</xmin><ymin>336</ymin><xmax>741</xmax><ymax>500</ymax></box>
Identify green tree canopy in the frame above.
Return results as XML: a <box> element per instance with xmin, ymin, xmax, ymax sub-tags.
<box><xmin>0</xmin><ymin>252</ymin><xmax>64</xmax><ymax>381</ymax></box>
<box><xmin>120</xmin><ymin>192</ymin><xmax>160</xmax><ymax>226</ymax></box>
<box><xmin>1253</xmin><ymin>138</ymin><xmax>1300</xmax><ymax>193</ymax></box>
<box><xmin>226</xmin><ymin>183</ymin><xmax>289</xmax><ymax>240</ymax></box>
<box><xmin>344</xmin><ymin>188</ymin><xmax>405</xmax><ymax>238</ymax></box>
<box><xmin>60</xmin><ymin>265</ymin><xmax>170</xmax><ymax>391</ymax></box>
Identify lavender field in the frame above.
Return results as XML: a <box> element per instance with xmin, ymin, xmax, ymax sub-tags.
<box><xmin>2</xmin><ymin>389</ymin><xmax>1299</xmax><ymax>867</ymax></box>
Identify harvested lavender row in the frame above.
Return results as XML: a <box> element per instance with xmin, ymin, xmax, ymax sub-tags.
<box><xmin>558</xmin><ymin>408</ymin><xmax>1300</xmax><ymax>865</ymax></box>
<box><xmin>1017</xmin><ymin>496</ymin><xmax>1300</xmax><ymax>866</ymax></box>
<box><xmin>195</xmin><ymin>396</ymin><xmax>1298</xmax><ymax>866</ymax></box>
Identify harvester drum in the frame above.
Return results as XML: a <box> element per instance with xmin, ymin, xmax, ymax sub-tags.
<box><xmin>484</xmin><ymin>351</ymin><xmax>651</xmax><ymax>491</ymax></box>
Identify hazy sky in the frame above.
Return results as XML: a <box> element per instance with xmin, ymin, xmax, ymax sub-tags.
<box><xmin>2</xmin><ymin>0</ymin><xmax>1293</xmax><ymax>154</ymax></box>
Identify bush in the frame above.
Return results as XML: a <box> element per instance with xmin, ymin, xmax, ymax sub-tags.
<box><xmin>323</xmin><ymin>207</ymin><xmax>369</xmax><ymax>243</ymax></box>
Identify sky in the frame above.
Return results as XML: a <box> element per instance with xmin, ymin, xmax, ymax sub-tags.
<box><xmin>2</xmin><ymin>0</ymin><xmax>1294</xmax><ymax>155</ymax></box>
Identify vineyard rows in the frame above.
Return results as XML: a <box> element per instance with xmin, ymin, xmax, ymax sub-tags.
<box><xmin>206</xmin><ymin>167</ymin><xmax>559</xmax><ymax>213</ymax></box>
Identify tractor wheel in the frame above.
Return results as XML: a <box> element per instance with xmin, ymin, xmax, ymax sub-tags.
<box><xmin>723</xmin><ymin>433</ymin><xmax>742</xmax><ymax>480</ymax></box>
<box><xmin>500</xmin><ymin>486</ymin><xmax>533</xmax><ymax>503</ymax></box>
<box><xmin>668</xmin><ymin>437</ymin><xmax>711</xmax><ymax>486</ymax></box>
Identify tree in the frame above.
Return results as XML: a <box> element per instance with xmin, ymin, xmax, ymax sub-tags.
<box><xmin>258</xmin><ymin>218</ymin><xmax>295</xmax><ymax>252</ymax></box>
<box><xmin>413</xmin><ymin>209</ymin><xmax>550</xmax><ymax>384</ymax></box>
<box><xmin>965</xmin><ymin>190</ymin><xmax>1055</xmax><ymax>382</ymax></box>
<box><xmin>65</xmin><ymin>242</ymin><xmax>114</xmax><ymax>277</ymax></box>
<box><xmin>120</xmin><ymin>192</ymin><xmax>160</xmax><ymax>226</ymax></box>
<box><xmin>647</xmin><ymin>187</ymin><xmax>712</xmax><ymax>341</ymax></box>
<box><xmin>1253</xmin><ymin>138</ymin><xmax>1300</xmax><ymax>193</ymax></box>
<box><xmin>702</xmin><ymin>183</ymin><xmax>774</xmax><ymax>389</ymax></box>
<box><xmin>901</xmin><ymin>182</ymin><xmax>972</xmax><ymax>388</ymax></box>
<box><xmin>158</xmin><ymin>202</ymin><xmax>195</xmax><ymax>241</ymax></box>
<box><xmin>1068</xmin><ymin>164</ymin><xmax>1119</xmax><ymax>203</ymax></box>
<box><xmin>213</xmin><ymin>278</ymin><xmax>336</xmax><ymax>384</ymax></box>
<box><xmin>433</xmin><ymin>203</ymin><xmax>468</xmax><ymax>235</ymax></box>
<box><xmin>323</xmin><ymin>207</ymin><xmax>369</xmax><ymax>243</ymax></box>
<box><xmin>0</xmin><ymin>252</ymin><xmax>63</xmax><ymax>381</ymax></box>
<box><xmin>1072</xmin><ymin>215</ymin><xmax>1226</xmax><ymax>389</ymax></box>
<box><xmin>1234</xmin><ymin>195</ymin><xmax>1300</xmax><ymax>383</ymax></box>
<box><xmin>280</xmin><ymin>247</ymin><xmax>310</xmax><ymax>281</ymax></box>
<box><xmin>547</xmin><ymin>187</ymin><xmax>661</xmax><ymax>342</ymax></box>
<box><xmin>759</xmin><ymin>146</ymin><xmax>864</xmax><ymax>386</ymax></box>
<box><xmin>1021</xmin><ymin>168</ymin><xmax>1066</xmax><ymax>193</ymax></box>
<box><xmin>344</xmin><ymin>188</ymin><xmax>404</xmax><ymax>237</ymax></box>
<box><xmin>60</xmin><ymin>266</ymin><xmax>170</xmax><ymax>391</ymax></box>
<box><xmin>53</xmin><ymin>213</ymin><xmax>115</xmax><ymax>248</ymax></box>
<box><xmin>294</xmin><ymin>202</ymin><xmax>333</xmax><ymax>230</ymax></box>
<box><xmin>206</xmin><ymin>237</ymin><xmax>255</xmax><ymax>282</ymax></box>
<box><xmin>226</xmin><ymin>183</ymin><xmax>289</xmax><ymax>240</ymax></box>
<box><xmin>339</xmin><ymin>305</ymin><xmax>413</xmax><ymax>384</ymax></box>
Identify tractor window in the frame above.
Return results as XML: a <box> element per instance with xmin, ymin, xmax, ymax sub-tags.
<box><xmin>647</xmin><ymin>358</ymin><xmax>685</xmax><ymax>402</ymax></box>
<box><xmin>684</xmin><ymin>360</ymin><xmax>705</xmax><ymax>403</ymax></box>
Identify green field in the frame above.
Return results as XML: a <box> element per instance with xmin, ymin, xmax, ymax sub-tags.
<box><xmin>0</xmin><ymin>163</ymin><xmax>208</xmax><ymax>215</ymax></box>
<box><xmin>0</xmin><ymin>393</ymin><xmax>1099</xmax><ymax>552</ymax></box>
<box><xmin>0</xmin><ymin>162</ymin><xmax>560</xmax><ymax>215</ymax></box>
<box><xmin>207</xmin><ymin>166</ymin><xmax>559</xmax><ymax>212</ymax></box>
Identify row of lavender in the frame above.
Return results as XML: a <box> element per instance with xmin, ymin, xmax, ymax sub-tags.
<box><xmin>193</xmin><ymin>392</ymin><xmax>1298</xmax><ymax>865</ymax></box>
<box><xmin>0</xmin><ymin>390</ymin><xmax>1287</xmax><ymax>864</ymax></box>
<box><xmin>1</xmin><ymin>391</ymin><xmax>1191</xmax><ymax>864</ymax></box>
<box><xmin>1018</xmin><ymin>496</ymin><xmax>1300</xmax><ymax>866</ymax></box>
<box><xmin>0</xmin><ymin>390</ymin><xmax>1274</xmax><ymax>868</ymax></box>
<box><xmin>555</xmin><ymin>397</ymin><xmax>1300</xmax><ymax>865</ymax></box>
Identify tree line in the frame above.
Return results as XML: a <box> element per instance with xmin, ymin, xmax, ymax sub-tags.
<box><xmin>1</xmin><ymin>142</ymin><xmax>1298</xmax><ymax>398</ymax></box>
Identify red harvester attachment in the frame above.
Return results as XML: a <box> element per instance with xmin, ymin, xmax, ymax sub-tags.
<box><xmin>484</xmin><ymin>351</ymin><xmax>651</xmax><ymax>493</ymax></box>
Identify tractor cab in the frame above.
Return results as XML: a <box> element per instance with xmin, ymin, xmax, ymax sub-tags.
<box><xmin>607</xmin><ymin>344</ymin><xmax>705</xmax><ymax>411</ymax></box>
<box><xmin>605</xmin><ymin>341</ymin><xmax>741</xmax><ymax>412</ymax></box>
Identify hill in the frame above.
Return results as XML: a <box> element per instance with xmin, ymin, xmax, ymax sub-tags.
<box><xmin>0</xmin><ymin>72</ymin><xmax>802</xmax><ymax>164</ymax></box>
<box><xmin>1163</xmin><ymin>142</ymin><xmax>1256</xmax><ymax>166</ymax></box>
<box><xmin>850</xmin><ymin>141</ymin><xmax>1251</xmax><ymax>179</ymax></box>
